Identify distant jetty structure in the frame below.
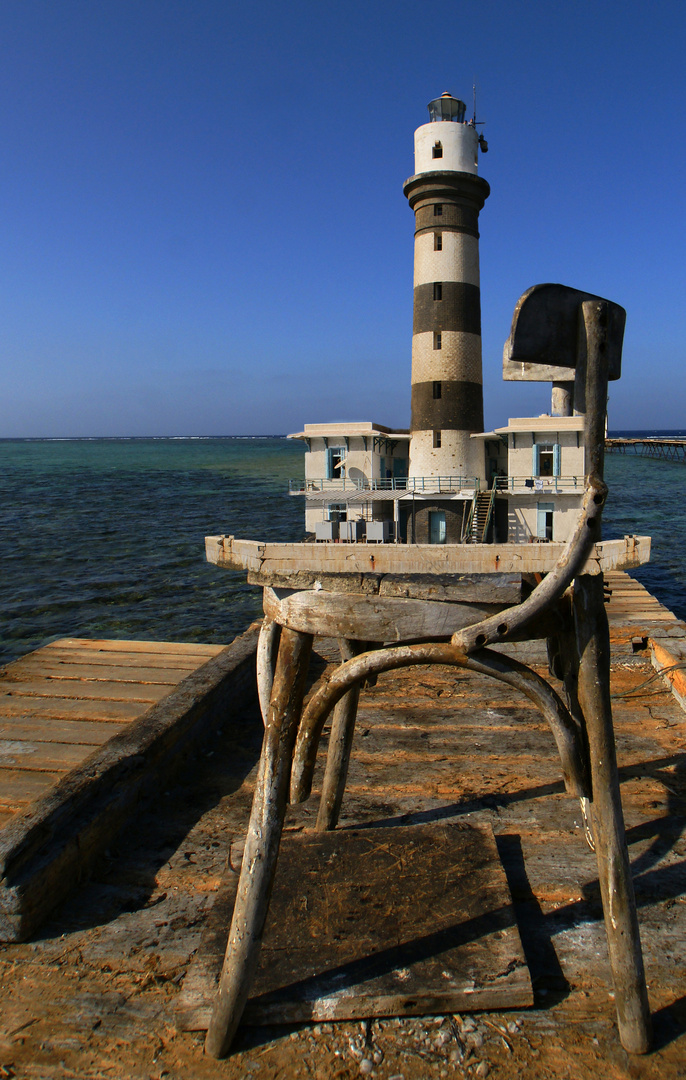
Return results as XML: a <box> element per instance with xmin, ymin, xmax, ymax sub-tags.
<box><xmin>605</xmin><ymin>437</ymin><xmax>686</xmax><ymax>462</ymax></box>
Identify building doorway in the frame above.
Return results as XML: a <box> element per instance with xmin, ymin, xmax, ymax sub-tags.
<box><xmin>537</xmin><ymin>502</ymin><xmax>554</xmax><ymax>540</ymax></box>
<box><xmin>429</xmin><ymin>510</ymin><xmax>447</xmax><ymax>544</ymax></box>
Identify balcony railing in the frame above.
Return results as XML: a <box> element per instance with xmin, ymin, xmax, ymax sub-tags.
<box><xmin>289</xmin><ymin>475</ymin><xmax>482</xmax><ymax>495</ymax></box>
<box><xmin>495</xmin><ymin>475</ymin><xmax>583</xmax><ymax>493</ymax></box>
<box><xmin>289</xmin><ymin>475</ymin><xmax>585</xmax><ymax>496</ymax></box>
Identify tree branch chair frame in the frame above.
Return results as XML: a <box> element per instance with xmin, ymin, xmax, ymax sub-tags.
<box><xmin>205</xmin><ymin>286</ymin><xmax>652</xmax><ymax>1058</ymax></box>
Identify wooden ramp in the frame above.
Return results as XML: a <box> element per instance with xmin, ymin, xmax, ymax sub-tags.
<box><xmin>0</xmin><ymin>630</ymin><xmax>259</xmax><ymax>941</ymax></box>
<box><xmin>0</xmin><ymin>638</ymin><xmax>225</xmax><ymax>830</ymax></box>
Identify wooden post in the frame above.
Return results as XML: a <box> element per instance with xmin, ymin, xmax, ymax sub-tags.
<box><xmin>574</xmin><ymin>573</ymin><xmax>652</xmax><ymax>1053</ymax></box>
<box><xmin>205</xmin><ymin>626</ymin><xmax>313</xmax><ymax>1059</ymax></box>
<box><xmin>315</xmin><ymin>640</ymin><xmax>366</xmax><ymax>831</ymax></box>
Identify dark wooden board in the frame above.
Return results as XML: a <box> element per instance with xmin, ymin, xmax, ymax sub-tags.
<box><xmin>177</xmin><ymin>822</ymin><xmax>533</xmax><ymax>1029</ymax></box>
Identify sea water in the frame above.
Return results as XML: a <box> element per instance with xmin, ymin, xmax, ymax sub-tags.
<box><xmin>0</xmin><ymin>435</ymin><xmax>684</xmax><ymax>666</ymax></box>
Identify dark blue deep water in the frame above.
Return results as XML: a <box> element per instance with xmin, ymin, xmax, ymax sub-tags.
<box><xmin>0</xmin><ymin>434</ymin><xmax>684</xmax><ymax>665</ymax></box>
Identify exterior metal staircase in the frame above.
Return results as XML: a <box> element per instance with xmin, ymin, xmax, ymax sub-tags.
<box><xmin>461</xmin><ymin>488</ymin><xmax>496</xmax><ymax>543</ymax></box>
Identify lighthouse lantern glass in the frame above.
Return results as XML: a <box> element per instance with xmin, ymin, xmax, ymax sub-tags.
<box><xmin>427</xmin><ymin>95</ymin><xmax>466</xmax><ymax>123</ymax></box>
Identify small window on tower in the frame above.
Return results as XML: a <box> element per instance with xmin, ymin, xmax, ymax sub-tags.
<box><xmin>433</xmin><ymin>331</ymin><xmax>442</xmax><ymax>350</ymax></box>
<box><xmin>433</xmin><ymin>430</ymin><xmax>442</xmax><ymax>449</ymax></box>
<box><xmin>434</xmin><ymin>203</ymin><xmax>443</xmax><ymax>216</ymax></box>
<box><xmin>433</xmin><ymin>381</ymin><xmax>442</xmax><ymax>399</ymax></box>
<box><xmin>433</xmin><ymin>282</ymin><xmax>442</xmax><ymax>301</ymax></box>
<box><xmin>432</xmin><ymin>141</ymin><xmax>443</xmax><ymax>159</ymax></box>
<box><xmin>434</xmin><ymin>232</ymin><xmax>442</xmax><ymax>251</ymax></box>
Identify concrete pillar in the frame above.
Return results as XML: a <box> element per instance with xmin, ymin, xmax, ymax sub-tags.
<box><xmin>551</xmin><ymin>381</ymin><xmax>574</xmax><ymax>416</ymax></box>
<box><xmin>404</xmin><ymin>93</ymin><xmax>490</xmax><ymax>483</ymax></box>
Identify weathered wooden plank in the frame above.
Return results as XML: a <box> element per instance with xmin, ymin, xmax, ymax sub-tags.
<box><xmin>379</xmin><ymin>573</ymin><xmax>523</xmax><ymax>603</ymax></box>
<box><xmin>178</xmin><ymin>823</ymin><xmax>532</xmax><ymax>1030</ymax></box>
<box><xmin>0</xmin><ymin>739</ymin><xmax>97</xmax><ymax>772</ymax></box>
<box><xmin>28</xmin><ymin>648</ymin><xmax>203</xmax><ymax>670</ymax></box>
<box><xmin>0</xmin><ymin>695</ymin><xmax>144</xmax><ymax>722</ymax></box>
<box><xmin>41</xmin><ymin>638</ymin><xmax>225</xmax><ymax>657</ymax></box>
<box><xmin>4</xmin><ymin>660</ymin><xmax>201</xmax><ymax>685</ymax></box>
<box><xmin>247</xmin><ymin>570</ymin><xmax>524</xmax><ymax>605</ymax></box>
<box><xmin>0</xmin><ymin>717</ymin><xmax>122</xmax><ymax>745</ymax></box>
<box><xmin>0</xmin><ymin>678</ymin><xmax>170</xmax><ymax>703</ymax></box>
<box><xmin>263</xmin><ymin>587</ymin><xmax>504</xmax><ymax>642</ymax></box>
<box><xmin>0</xmin><ymin>769</ymin><xmax>62</xmax><ymax>807</ymax></box>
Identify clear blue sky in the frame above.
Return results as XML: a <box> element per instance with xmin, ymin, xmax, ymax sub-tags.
<box><xmin>1</xmin><ymin>0</ymin><xmax>684</xmax><ymax>436</ymax></box>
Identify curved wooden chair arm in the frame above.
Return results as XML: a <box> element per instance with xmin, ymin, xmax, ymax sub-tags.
<box><xmin>289</xmin><ymin>641</ymin><xmax>589</xmax><ymax>805</ymax></box>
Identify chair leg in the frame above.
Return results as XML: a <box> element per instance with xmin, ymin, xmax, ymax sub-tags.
<box><xmin>256</xmin><ymin>616</ymin><xmax>280</xmax><ymax>726</ymax></box>
<box><xmin>205</xmin><ymin>626</ymin><xmax>313</xmax><ymax>1059</ymax></box>
<box><xmin>315</xmin><ymin>640</ymin><xmax>365</xmax><ymax>831</ymax></box>
<box><xmin>573</xmin><ymin>573</ymin><xmax>652</xmax><ymax>1054</ymax></box>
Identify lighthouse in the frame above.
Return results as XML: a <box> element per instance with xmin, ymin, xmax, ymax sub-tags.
<box><xmin>403</xmin><ymin>93</ymin><xmax>490</xmax><ymax>536</ymax></box>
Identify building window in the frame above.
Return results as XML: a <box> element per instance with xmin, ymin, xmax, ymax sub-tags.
<box><xmin>532</xmin><ymin>442</ymin><xmax>561</xmax><ymax>477</ymax></box>
<box><xmin>327</xmin><ymin>503</ymin><xmax>347</xmax><ymax>523</ymax></box>
<box><xmin>433</xmin><ymin>282</ymin><xmax>442</xmax><ymax>301</ymax></box>
<box><xmin>434</xmin><ymin>203</ymin><xmax>443</xmax><ymax>216</ymax></box>
<box><xmin>433</xmin><ymin>430</ymin><xmax>442</xmax><ymax>449</ymax></box>
<box><xmin>434</xmin><ymin>232</ymin><xmax>442</xmax><ymax>251</ymax></box>
<box><xmin>432</xmin><ymin>141</ymin><xmax>443</xmax><ymax>159</ymax></box>
<box><xmin>433</xmin><ymin>380</ymin><xmax>442</xmax><ymax>399</ymax></box>
<box><xmin>326</xmin><ymin>446</ymin><xmax>347</xmax><ymax>479</ymax></box>
<box><xmin>433</xmin><ymin>331</ymin><xmax>442</xmax><ymax>350</ymax></box>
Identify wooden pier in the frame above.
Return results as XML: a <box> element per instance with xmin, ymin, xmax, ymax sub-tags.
<box><xmin>606</xmin><ymin>437</ymin><xmax>686</xmax><ymax>462</ymax></box>
<box><xmin>0</xmin><ymin>630</ymin><xmax>259</xmax><ymax>941</ymax></box>
<box><xmin>0</xmin><ymin>576</ymin><xmax>684</xmax><ymax>1077</ymax></box>
<box><xmin>0</xmin><ymin>638</ymin><xmax>227</xmax><ymax>828</ymax></box>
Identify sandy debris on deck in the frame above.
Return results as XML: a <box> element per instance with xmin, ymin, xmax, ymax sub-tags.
<box><xmin>0</xmin><ymin>629</ymin><xmax>685</xmax><ymax>1080</ymax></box>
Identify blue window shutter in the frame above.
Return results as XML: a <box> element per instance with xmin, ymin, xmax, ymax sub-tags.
<box><xmin>532</xmin><ymin>443</ymin><xmax>540</xmax><ymax>475</ymax></box>
<box><xmin>553</xmin><ymin>443</ymin><xmax>561</xmax><ymax>476</ymax></box>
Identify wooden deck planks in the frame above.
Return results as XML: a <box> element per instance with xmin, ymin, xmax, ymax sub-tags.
<box><xmin>605</xmin><ymin>571</ymin><xmax>677</xmax><ymax>623</ymax></box>
<box><xmin>0</xmin><ymin>638</ymin><xmax>228</xmax><ymax>821</ymax></box>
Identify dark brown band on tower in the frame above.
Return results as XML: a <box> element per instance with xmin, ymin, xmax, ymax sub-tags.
<box><xmin>403</xmin><ymin>170</ymin><xmax>490</xmax><ymax>212</ymax></box>
<box><xmin>414</xmin><ymin>204</ymin><xmax>480</xmax><ymax>236</ymax></box>
<box><xmin>411</xmin><ymin>381</ymin><xmax>484</xmax><ymax>432</ymax></box>
<box><xmin>413</xmin><ymin>282</ymin><xmax>481</xmax><ymax>335</ymax></box>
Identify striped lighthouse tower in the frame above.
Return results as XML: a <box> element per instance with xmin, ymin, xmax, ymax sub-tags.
<box><xmin>403</xmin><ymin>92</ymin><xmax>490</xmax><ymax>488</ymax></box>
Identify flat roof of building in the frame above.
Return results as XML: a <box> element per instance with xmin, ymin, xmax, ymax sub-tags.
<box><xmin>494</xmin><ymin>415</ymin><xmax>585</xmax><ymax>434</ymax></box>
<box><xmin>289</xmin><ymin>422</ymin><xmax>411</xmax><ymax>440</ymax></box>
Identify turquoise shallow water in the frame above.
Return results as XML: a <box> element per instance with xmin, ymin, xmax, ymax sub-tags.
<box><xmin>0</xmin><ymin>435</ymin><xmax>684</xmax><ymax>666</ymax></box>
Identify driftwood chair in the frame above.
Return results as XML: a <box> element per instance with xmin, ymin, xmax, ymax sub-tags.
<box><xmin>205</xmin><ymin>285</ymin><xmax>652</xmax><ymax>1058</ymax></box>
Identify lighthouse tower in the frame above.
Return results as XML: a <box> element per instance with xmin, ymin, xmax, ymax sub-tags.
<box><xmin>403</xmin><ymin>93</ymin><xmax>490</xmax><ymax>491</ymax></box>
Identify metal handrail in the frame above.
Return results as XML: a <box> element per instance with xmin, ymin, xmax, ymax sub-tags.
<box><xmin>289</xmin><ymin>475</ymin><xmax>482</xmax><ymax>494</ymax></box>
<box><xmin>494</xmin><ymin>475</ymin><xmax>583</xmax><ymax>493</ymax></box>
